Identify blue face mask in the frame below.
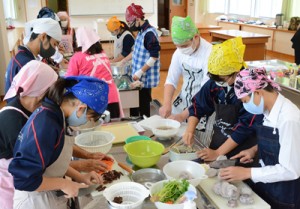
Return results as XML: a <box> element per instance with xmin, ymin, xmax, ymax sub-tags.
<box><xmin>67</xmin><ymin>106</ymin><xmax>88</xmax><ymax>127</ymax></box>
<box><xmin>243</xmin><ymin>93</ymin><xmax>264</xmax><ymax>115</ymax></box>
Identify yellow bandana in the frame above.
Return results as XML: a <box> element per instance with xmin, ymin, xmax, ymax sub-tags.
<box><xmin>107</xmin><ymin>16</ymin><xmax>121</xmax><ymax>32</ymax></box>
<box><xmin>208</xmin><ymin>37</ymin><xmax>247</xmax><ymax>76</ymax></box>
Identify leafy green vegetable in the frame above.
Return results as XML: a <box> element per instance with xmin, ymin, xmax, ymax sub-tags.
<box><xmin>153</xmin><ymin>179</ymin><xmax>189</xmax><ymax>203</ymax></box>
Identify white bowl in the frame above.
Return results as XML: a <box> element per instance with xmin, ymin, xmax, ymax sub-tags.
<box><xmin>147</xmin><ymin>180</ymin><xmax>197</xmax><ymax>209</ymax></box>
<box><xmin>151</xmin><ymin>119</ymin><xmax>180</xmax><ymax>139</ymax></box>
<box><xmin>163</xmin><ymin>160</ymin><xmax>207</xmax><ymax>187</ymax></box>
<box><xmin>103</xmin><ymin>182</ymin><xmax>149</xmax><ymax>209</ymax></box>
<box><xmin>75</xmin><ymin>131</ymin><xmax>114</xmax><ymax>153</ymax></box>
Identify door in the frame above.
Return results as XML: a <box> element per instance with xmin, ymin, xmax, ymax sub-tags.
<box><xmin>169</xmin><ymin>0</ymin><xmax>187</xmax><ymax>29</ymax></box>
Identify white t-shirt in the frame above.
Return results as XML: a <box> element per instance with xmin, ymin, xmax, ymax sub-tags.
<box><xmin>165</xmin><ymin>37</ymin><xmax>212</xmax><ymax>115</ymax></box>
<box><xmin>251</xmin><ymin>93</ymin><xmax>300</xmax><ymax>183</ymax></box>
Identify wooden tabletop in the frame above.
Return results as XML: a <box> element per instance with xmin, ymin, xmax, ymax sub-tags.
<box><xmin>209</xmin><ymin>29</ymin><xmax>271</xmax><ymax>38</ymax></box>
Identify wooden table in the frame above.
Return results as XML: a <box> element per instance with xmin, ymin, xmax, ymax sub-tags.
<box><xmin>209</xmin><ymin>30</ymin><xmax>270</xmax><ymax>61</ymax></box>
<box><xmin>159</xmin><ymin>36</ymin><xmax>176</xmax><ymax>71</ymax></box>
<box><xmin>196</xmin><ymin>24</ymin><xmax>221</xmax><ymax>42</ymax></box>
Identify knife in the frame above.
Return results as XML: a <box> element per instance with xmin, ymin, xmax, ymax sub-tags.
<box><xmin>209</xmin><ymin>159</ymin><xmax>238</xmax><ymax>169</ymax></box>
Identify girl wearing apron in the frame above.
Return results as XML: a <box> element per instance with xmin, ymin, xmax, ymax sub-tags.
<box><xmin>9</xmin><ymin>76</ymin><xmax>109</xmax><ymax>209</ymax></box>
<box><xmin>220</xmin><ymin>68</ymin><xmax>300</xmax><ymax>209</ymax></box>
<box><xmin>106</xmin><ymin>16</ymin><xmax>135</xmax><ymax>63</ymax></box>
<box><xmin>0</xmin><ymin>60</ymin><xmax>58</xmax><ymax>209</ymax></box>
<box><xmin>182</xmin><ymin>37</ymin><xmax>262</xmax><ymax>162</ymax></box>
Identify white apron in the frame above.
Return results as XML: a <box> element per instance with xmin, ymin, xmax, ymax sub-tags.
<box><xmin>0</xmin><ymin>106</ymin><xmax>29</xmax><ymax>209</ymax></box>
<box><xmin>13</xmin><ymin>135</ymin><xmax>74</xmax><ymax>209</ymax></box>
<box><xmin>113</xmin><ymin>30</ymin><xmax>133</xmax><ymax>59</ymax></box>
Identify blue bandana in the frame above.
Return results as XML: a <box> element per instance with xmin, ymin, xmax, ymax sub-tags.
<box><xmin>64</xmin><ymin>76</ymin><xmax>109</xmax><ymax>115</ymax></box>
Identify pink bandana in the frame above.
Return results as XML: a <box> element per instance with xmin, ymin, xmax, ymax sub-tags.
<box><xmin>125</xmin><ymin>3</ymin><xmax>144</xmax><ymax>23</ymax></box>
<box><xmin>76</xmin><ymin>26</ymin><xmax>100</xmax><ymax>52</ymax></box>
<box><xmin>4</xmin><ymin>60</ymin><xmax>58</xmax><ymax>100</ymax></box>
<box><xmin>234</xmin><ymin>67</ymin><xmax>281</xmax><ymax>99</ymax></box>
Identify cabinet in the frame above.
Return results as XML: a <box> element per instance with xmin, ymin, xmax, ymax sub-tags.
<box><xmin>241</xmin><ymin>25</ymin><xmax>273</xmax><ymax>51</ymax></box>
<box><xmin>273</xmin><ymin>31</ymin><xmax>295</xmax><ymax>56</ymax></box>
<box><xmin>159</xmin><ymin>36</ymin><xmax>176</xmax><ymax>71</ymax></box>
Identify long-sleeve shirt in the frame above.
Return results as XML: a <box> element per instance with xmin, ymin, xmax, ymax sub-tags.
<box><xmin>251</xmin><ymin>93</ymin><xmax>300</xmax><ymax>183</ymax></box>
<box><xmin>188</xmin><ymin>79</ymin><xmax>262</xmax><ymax>145</ymax></box>
<box><xmin>140</xmin><ymin>20</ymin><xmax>160</xmax><ymax>58</ymax></box>
<box><xmin>8</xmin><ymin>98</ymin><xmax>65</xmax><ymax>191</ymax></box>
<box><xmin>0</xmin><ymin>97</ymin><xmax>31</xmax><ymax>159</ymax></box>
<box><xmin>5</xmin><ymin>46</ymin><xmax>36</xmax><ymax>94</ymax></box>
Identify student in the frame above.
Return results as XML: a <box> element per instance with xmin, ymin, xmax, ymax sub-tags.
<box><xmin>57</xmin><ymin>11</ymin><xmax>76</xmax><ymax>53</ymax></box>
<box><xmin>0</xmin><ymin>60</ymin><xmax>58</xmax><ymax>209</ymax></box>
<box><xmin>5</xmin><ymin>18</ymin><xmax>62</xmax><ymax>94</ymax></box>
<box><xmin>159</xmin><ymin>16</ymin><xmax>212</xmax><ymax>130</ymax></box>
<box><xmin>123</xmin><ymin>3</ymin><xmax>160</xmax><ymax>117</ymax></box>
<box><xmin>220</xmin><ymin>68</ymin><xmax>300</xmax><ymax>209</ymax></box>
<box><xmin>179</xmin><ymin>37</ymin><xmax>262</xmax><ymax>161</ymax></box>
<box><xmin>106</xmin><ymin>16</ymin><xmax>135</xmax><ymax>63</ymax></box>
<box><xmin>66</xmin><ymin>26</ymin><xmax>121</xmax><ymax>118</ymax></box>
<box><xmin>9</xmin><ymin>76</ymin><xmax>109</xmax><ymax>209</ymax></box>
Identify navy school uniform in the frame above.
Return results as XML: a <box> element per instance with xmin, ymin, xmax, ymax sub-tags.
<box><xmin>188</xmin><ymin>79</ymin><xmax>263</xmax><ymax>158</ymax></box>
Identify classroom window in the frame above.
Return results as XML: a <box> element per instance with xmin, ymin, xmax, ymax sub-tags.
<box><xmin>208</xmin><ymin>0</ymin><xmax>283</xmax><ymax>18</ymax></box>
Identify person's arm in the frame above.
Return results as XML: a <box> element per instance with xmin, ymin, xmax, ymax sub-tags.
<box><xmin>159</xmin><ymin>51</ymin><xmax>182</xmax><ymax>118</ymax></box>
<box><xmin>182</xmin><ymin>116</ymin><xmax>199</xmax><ymax>145</ymax></box>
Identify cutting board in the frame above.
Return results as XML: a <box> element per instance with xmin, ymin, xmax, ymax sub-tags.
<box><xmin>91</xmin><ymin>157</ymin><xmax>131</xmax><ymax>197</ymax></box>
<box><xmin>95</xmin><ymin>123</ymin><xmax>139</xmax><ymax>144</ymax></box>
<box><xmin>198</xmin><ymin>176</ymin><xmax>271</xmax><ymax>209</ymax></box>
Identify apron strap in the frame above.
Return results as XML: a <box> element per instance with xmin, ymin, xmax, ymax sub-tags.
<box><xmin>0</xmin><ymin>106</ymin><xmax>29</xmax><ymax>119</ymax></box>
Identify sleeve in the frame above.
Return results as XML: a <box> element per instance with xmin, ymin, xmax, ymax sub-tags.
<box><xmin>252</xmin><ymin>120</ymin><xmax>300</xmax><ymax>183</ymax></box>
<box><xmin>65</xmin><ymin>53</ymin><xmax>80</xmax><ymax>76</ymax></box>
<box><xmin>188</xmin><ymin>79</ymin><xmax>215</xmax><ymax>119</ymax></box>
<box><xmin>165</xmin><ymin>50</ymin><xmax>182</xmax><ymax>88</ymax></box>
<box><xmin>8</xmin><ymin>110</ymin><xmax>63</xmax><ymax>191</ymax></box>
<box><xmin>121</xmin><ymin>34</ymin><xmax>134</xmax><ymax>57</ymax></box>
<box><xmin>144</xmin><ymin>31</ymin><xmax>160</xmax><ymax>58</ymax></box>
<box><xmin>230</xmin><ymin>109</ymin><xmax>263</xmax><ymax>144</ymax></box>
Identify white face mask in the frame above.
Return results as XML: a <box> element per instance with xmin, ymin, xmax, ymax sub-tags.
<box><xmin>177</xmin><ymin>40</ymin><xmax>195</xmax><ymax>55</ymax></box>
<box><xmin>61</xmin><ymin>21</ymin><xmax>68</xmax><ymax>28</ymax></box>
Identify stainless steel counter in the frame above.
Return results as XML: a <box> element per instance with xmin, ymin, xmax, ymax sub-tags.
<box><xmin>83</xmin><ymin>143</ymin><xmax>214</xmax><ymax>209</ymax></box>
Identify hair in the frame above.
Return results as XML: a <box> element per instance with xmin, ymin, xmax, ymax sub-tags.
<box><xmin>86</xmin><ymin>41</ymin><xmax>103</xmax><ymax>55</ymax></box>
<box><xmin>45</xmin><ymin>78</ymin><xmax>101</xmax><ymax>121</ymax></box>
<box><xmin>30</xmin><ymin>32</ymin><xmax>52</xmax><ymax>42</ymax></box>
<box><xmin>120</xmin><ymin>21</ymin><xmax>131</xmax><ymax>32</ymax></box>
<box><xmin>263</xmin><ymin>84</ymin><xmax>276</xmax><ymax>92</ymax></box>
<box><xmin>208</xmin><ymin>72</ymin><xmax>236</xmax><ymax>82</ymax></box>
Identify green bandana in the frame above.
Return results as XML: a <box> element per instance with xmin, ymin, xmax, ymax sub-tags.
<box><xmin>171</xmin><ymin>16</ymin><xmax>198</xmax><ymax>45</ymax></box>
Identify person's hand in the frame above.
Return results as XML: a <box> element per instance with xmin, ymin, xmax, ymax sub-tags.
<box><xmin>159</xmin><ymin>104</ymin><xmax>172</xmax><ymax>118</ymax></box>
<box><xmin>182</xmin><ymin>131</ymin><xmax>194</xmax><ymax>145</ymax></box>
<box><xmin>80</xmin><ymin>171</ymin><xmax>103</xmax><ymax>185</ymax></box>
<box><xmin>219</xmin><ymin>166</ymin><xmax>251</xmax><ymax>182</ymax></box>
<box><xmin>133</xmin><ymin>69</ymin><xmax>144</xmax><ymax>81</ymax></box>
<box><xmin>231</xmin><ymin>147</ymin><xmax>256</xmax><ymax>164</ymax></box>
<box><xmin>168</xmin><ymin>113</ymin><xmax>186</xmax><ymax>123</ymax></box>
<box><xmin>58</xmin><ymin>44</ymin><xmax>66</xmax><ymax>54</ymax></box>
<box><xmin>61</xmin><ymin>180</ymin><xmax>89</xmax><ymax>198</ymax></box>
<box><xmin>198</xmin><ymin>148</ymin><xmax>219</xmax><ymax>162</ymax></box>
<box><xmin>87</xmin><ymin>152</ymin><xmax>114</xmax><ymax>161</ymax></box>
<box><xmin>72</xmin><ymin>159</ymin><xmax>111</xmax><ymax>173</ymax></box>
<box><xmin>60</xmin><ymin>58</ymin><xmax>69</xmax><ymax>69</ymax></box>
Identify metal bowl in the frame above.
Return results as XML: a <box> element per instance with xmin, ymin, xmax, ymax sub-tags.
<box><xmin>131</xmin><ymin>168</ymin><xmax>166</xmax><ymax>184</ymax></box>
<box><xmin>111</xmin><ymin>62</ymin><xmax>131</xmax><ymax>76</ymax></box>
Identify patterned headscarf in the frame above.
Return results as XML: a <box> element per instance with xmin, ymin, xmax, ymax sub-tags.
<box><xmin>125</xmin><ymin>3</ymin><xmax>145</xmax><ymax>23</ymax></box>
<box><xmin>234</xmin><ymin>67</ymin><xmax>281</xmax><ymax>99</ymax></box>
<box><xmin>4</xmin><ymin>60</ymin><xmax>58</xmax><ymax>101</ymax></box>
<box><xmin>208</xmin><ymin>37</ymin><xmax>247</xmax><ymax>76</ymax></box>
<box><xmin>37</xmin><ymin>7</ymin><xmax>60</xmax><ymax>22</ymax></box>
<box><xmin>107</xmin><ymin>16</ymin><xmax>122</xmax><ymax>32</ymax></box>
<box><xmin>65</xmin><ymin>76</ymin><xmax>109</xmax><ymax>114</ymax></box>
<box><xmin>171</xmin><ymin>16</ymin><xmax>198</xmax><ymax>45</ymax></box>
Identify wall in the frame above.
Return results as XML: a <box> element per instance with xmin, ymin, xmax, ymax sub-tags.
<box><xmin>0</xmin><ymin>1</ymin><xmax>11</xmax><ymax>95</ymax></box>
<box><xmin>69</xmin><ymin>0</ymin><xmax>158</xmax><ymax>41</ymax></box>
